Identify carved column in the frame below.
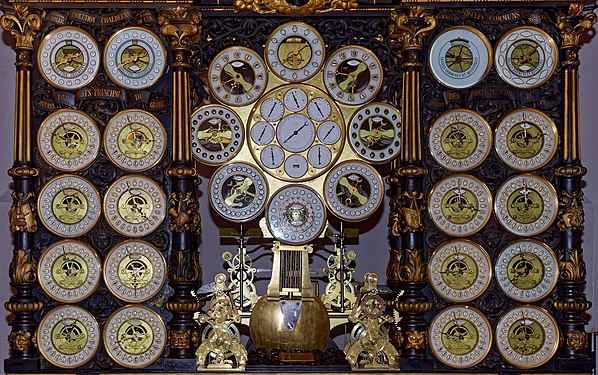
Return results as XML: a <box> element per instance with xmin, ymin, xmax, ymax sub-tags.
<box><xmin>387</xmin><ymin>6</ymin><xmax>435</xmax><ymax>359</ymax></box>
<box><xmin>553</xmin><ymin>4</ymin><xmax>596</xmax><ymax>362</ymax></box>
<box><xmin>158</xmin><ymin>7</ymin><xmax>203</xmax><ymax>359</ymax></box>
<box><xmin>1</xmin><ymin>5</ymin><xmax>43</xmax><ymax>368</ymax></box>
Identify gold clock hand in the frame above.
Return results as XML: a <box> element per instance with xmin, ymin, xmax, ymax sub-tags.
<box><xmin>338</xmin><ymin>62</ymin><xmax>367</xmax><ymax>91</ymax></box>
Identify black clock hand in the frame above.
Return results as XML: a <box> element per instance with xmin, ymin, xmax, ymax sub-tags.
<box><xmin>292</xmin><ymin>92</ymin><xmax>300</xmax><ymax>108</ymax></box>
<box><xmin>322</xmin><ymin>125</ymin><xmax>335</xmax><ymax>141</ymax></box>
<box><xmin>270</xmin><ymin>147</ymin><xmax>275</xmax><ymax>164</ymax></box>
<box><xmin>314</xmin><ymin>101</ymin><xmax>324</xmax><ymax>117</ymax></box>
<box><xmin>318</xmin><ymin>147</ymin><xmax>321</xmax><ymax>164</ymax></box>
<box><xmin>267</xmin><ymin>101</ymin><xmax>277</xmax><ymax>118</ymax></box>
<box><xmin>258</xmin><ymin>124</ymin><xmax>267</xmax><ymax>142</ymax></box>
<box><xmin>283</xmin><ymin>122</ymin><xmax>308</xmax><ymax>143</ymax></box>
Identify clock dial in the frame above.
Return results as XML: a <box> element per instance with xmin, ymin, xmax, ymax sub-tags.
<box><xmin>323</xmin><ymin>45</ymin><xmax>383</xmax><ymax>105</ymax></box>
<box><xmin>428</xmin><ymin>26</ymin><xmax>492</xmax><ymax>89</ymax></box>
<box><xmin>209</xmin><ymin>162</ymin><xmax>269</xmax><ymax>223</ymax></box>
<box><xmin>104</xmin><ymin>109</ymin><xmax>166</xmax><ymax>172</ymax></box>
<box><xmin>104</xmin><ymin>240</ymin><xmax>166</xmax><ymax>303</ymax></box>
<box><xmin>495</xmin><ymin>239</ymin><xmax>558</xmax><ymax>302</ymax></box>
<box><xmin>429</xmin><ymin>109</ymin><xmax>491</xmax><ymax>171</ymax></box>
<box><xmin>208</xmin><ymin>47</ymin><xmax>268</xmax><ymax>106</ymax></box>
<box><xmin>495</xmin><ymin>108</ymin><xmax>557</xmax><ymax>171</ymax></box>
<box><xmin>323</xmin><ymin>160</ymin><xmax>384</xmax><ymax>222</ymax></box>
<box><xmin>495</xmin><ymin>26</ymin><xmax>558</xmax><ymax>89</ymax></box>
<box><xmin>495</xmin><ymin>305</ymin><xmax>558</xmax><ymax>368</ymax></box>
<box><xmin>38</xmin><ymin>109</ymin><xmax>100</xmax><ymax>172</ymax></box>
<box><xmin>494</xmin><ymin>174</ymin><xmax>557</xmax><ymax>236</ymax></box>
<box><xmin>348</xmin><ymin>102</ymin><xmax>402</xmax><ymax>164</ymax></box>
<box><xmin>38</xmin><ymin>26</ymin><xmax>100</xmax><ymax>90</ymax></box>
<box><xmin>190</xmin><ymin>104</ymin><xmax>244</xmax><ymax>165</ymax></box>
<box><xmin>38</xmin><ymin>175</ymin><xmax>101</xmax><ymax>237</ymax></box>
<box><xmin>103</xmin><ymin>175</ymin><xmax>166</xmax><ymax>237</ymax></box>
<box><xmin>266</xmin><ymin>185</ymin><xmax>327</xmax><ymax>245</ymax></box>
<box><xmin>103</xmin><ymin>305</ymin><xmax>166</xmax><ymax>368</ymax></box>
<box><xmin>38</xmin><ymin>240</ymin><xmax>101</xmax><ymax>303</ymax></box>
<box><xmin>429</xmin><ymin>305</ymin><xmax>492</xmax><ymax>368</ymax></box>
<box><xmin>428</xmin><ymin>174</ymin><xmax>492</xmax><ymax>236</ymax></box>
<box><xmin>37</xmin><ymin>305</ymin><xmax>100</xmax><ymax>369</ymax></box>
<box><xmin>104</xmin><ymin>27</ymin><xmax>167</xmax><ymax>90</ymax></box>
<box><xmin>428</xmin><ymin>239</ymin><xmax>491</xmax><ymax>303</ymax></box>
<box><xmin>265</xmin><ymin>22</ymin><xmax>325</xmax><ymax>82</ymax></box>
<box><xmin>248</xmin><ymin>84</ymin><xmax>345</xmax><ymax>181</ymax></box>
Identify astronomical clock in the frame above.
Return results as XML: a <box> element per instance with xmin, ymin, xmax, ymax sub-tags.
<box><xmin>0</xmin><ymin>0</ymin><xmax>594</xmax><ymax>374</ymax></box>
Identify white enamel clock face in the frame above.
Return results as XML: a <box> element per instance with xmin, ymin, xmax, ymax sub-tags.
<box><xmin>495</xmin><ymin>26</ymin><xmax>558</xmax><ymax>89</ymax></box>
<box><xmin>103</xmin><ymin>305</ymin><xmax>166</xmax><ymax>369</ymax></box>
<box><xmin>429</xmin><ymin>305</ymin><xmax>492</xmax><ymax>369</ymax></box>
<box><xmin>208</xmin><ymin>47</ymin><xmax>268</xmax><ymax>106</ymax></box>
<box><xmin>104</xmin><ymin>240</ymin><xmax>166</xmax><ymax>303</ymax></box>
<box><xmin>495</xmin><ymin>108</ymin><xmax>557</xmax><ymax>171</ymax></box>
<box><xmin>209</xmin><ymin>162</ymin><xmax>269</xmax><ymax>223</ymax></box>
<box><xmin>104</xmin><ymin>110</ymin><xmax>166</xmax><ymax>172</ymax></box>
<box><xmin>104</xmin><ymin>27</ymin><xmax>167</xmax><ymax>90</ymax></box>
<box><xmin>38</xmin><ymin>26</ymin><xmax>100</xmax><ymax>90</ymax></box>
<box><xmin>248</xmin><ymin>84</ymin><xmax>345</xmax><ymax>181</ymax></box>
<box><xmin>428</xmin><ymin>174</ymin><xmax>492</xmax><ymax>236</ymax></box>
<box><xmin>429</xmin><ymin>26</ymin><xmax>492</xmax><ymax>89</ymax></box>
<box><xmin>103</xmin><ymin>175</ymin><xmax>166</xmax><ymax>237</ymax></box>
<box><xmin>428</xmin><ymin>239</ymin><xmax>491</xmax><ymax>303</ymax></box>
<box><xmin>323</xmin><ymin>45</ymin><xmax>383</xmax><ymax>105</ymax></box>
<box><xmin>265</xmin><ymin>22</ymin><xmax>325</xmax><ymax>82</ymax></box>
<box><xmin>323</xmin><ymin>160</ymin><xmax>384</xmax><ymax>222</ymax></box>
<box><xmin>348</xmin><ymin>102</ymin><xmax>402</xmax><ymax>164</ymax></box>
<box><xmin>494</xmin><ymin>173</ymin><xmax>557</xmax><ymax>236</ymax></box>
<box><xmin>429</xmin><ymin>109</ymin><xmax>491</xmax><ymax>171</ymax></box>
<box><xmin>38</xmin><ymin>175</ymin><xmax>101</xmax><ymax>238</ymax></box>
<box><xmin>37</xmin><ymin>305</ymin><xmax>100</xmax><ymax>369</ymax></box>
<box><xmin>495</xmin><ymin>239</ymin><xmax>558</xmax><ymax>302</ymax></box>
<box><xmin>38</xmin><ymin>240</ymin><xmax>101</xmax><ymax>303</ymax></box>
<box><xmin>266</xmin><ymin>185</ymin><xmax>327</xmax><ymax>245</ymax></box>
<box><xmin>191</xmin><ymin>104</ymin><xmax>245</xmax><ymax>165</ymax></box>
<box><xmin>495</xmin><ymin>305</ymin><xmax>558</xmax><ymax>368</ymax></box>
<box><xmin>38</xmin><ymin>109</ymin><xmax>100</xmax><ymax>172</ymax></box>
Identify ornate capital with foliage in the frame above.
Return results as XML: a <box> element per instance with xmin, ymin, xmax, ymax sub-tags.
<box><xmin>158</xmin><ymin>6</ymin><xmax>202</xmax><ymax>49</ymax></box>
<box><xmin>9</xmin><ymin>249</ymin><xmax>37</xmax><ymax>284</ymax></box>
<box><xmin>388</xmin><ymin>6</ymin><xmax>437</xmax><ymax>52</ymax></box>
<box><xmin>169</xmin><ymin>191</ymin><xmax>201</xmax><ymax>236</ymax></box>
<box><xmin>1</xmin><ymin>5</ymin><xmax>43</xmax><ymax>50</ymax></box>
<box><xmin>558</xmin><ymin>248</ymin><xmax>587</xmax><ymax>282</ymax></box>
<box><xmin>234</xmin><ymin>0</ymin><xmax>357</xmax><ymax>15</ymax></box>
<box><xmin>556</xmin><ymin>3</ymin><xmax>596</xmax><ymax>50</ymax></box>
<box><xmin>558</xmin><ymin>191</ymin><xmax>585</xmax><ymax>231</ymax></box>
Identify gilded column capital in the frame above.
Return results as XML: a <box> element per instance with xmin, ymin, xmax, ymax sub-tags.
<box><xmin>556</xmin><ymin>3</ymin><xmax>596</xmax><ymax>50</ymax></box>
<box><xmin>388</xmin><ymin>6</ymin><xmax>437</xmax><ymax>52</ymax></box>
<box><xmin>0</xmin><ymin>5</ymin><xmax>43</xmax><ymax>50</ymax></box>
<box><xmin>158</xmin><ymin>6</ymin><xmax>202</xmax><ymax>50</ymax></box>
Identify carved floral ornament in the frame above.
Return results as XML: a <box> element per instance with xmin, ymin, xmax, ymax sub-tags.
<box><xmin>556</xmin><ymin>3</ymin><xmax>597</xmax><ymax>50</ymax></box>
<box><xmin>234</xmin><ymin>0</ymin><xmax>358</xmax><ymax>15</ymax></box>
<box><xmin>158</xmin><ymin>7</ymin><xmax>202</xmax><ymax>49</ymax></box>
<box><xmin>388</xmin><ymin>7</ymin><xmax>437</xmax><ymax>51</ymax></box>
<box><xmin>0</xmin><ymin>5</ymin><xmax>43</xmax><ymax>49</ymax></box>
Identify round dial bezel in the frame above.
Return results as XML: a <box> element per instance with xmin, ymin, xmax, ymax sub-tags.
<box><xmin>265</xmin><ymin>21</ymin><xmax>326</xmax><ymax>82</ymax></box>
<box><xmin>104</xmin><ymin>27</ymin><xmax>167</xmax><ymax>90</ymax></box>
<box><xmin>429</xmin><ymin>109</ymin><xmax>492</xmax><ymax>171</ymax></box>
<box><xmin>495</xmin><ymin>26</ymin><xmax>558</xmax><ymax>89</ymax></box>
<box><xmin>428</xmin><ymin>26</ymin><xmax>492</xmax><ymax>89</ymax></box>
<box><xmin>104</xmin><ymin>109</ymin><xmax>167</xmax><ymax>172</ymax></box>
<box><xmin>103</xmin><ymin>175</ymin><xmax>166</xmax><ymax>237</ymax></box>
<box><xmin>38</xmin><ymin>26</ymin><xmax>100</xmax><ymax>90</ymax></box>
<box><xmin>428</xmin><ymin>239</ymin><xmax>492</xmax><ymax>303</ymax></box>
<box><xmin>494</xmin><ymin>173</ymin><xmax>558</xmax><ymax>236</ymax></box>
<box><xmin>38</xmin><ymin>109</ymin><xmax>101</xmax><ymax>172</ymax></box>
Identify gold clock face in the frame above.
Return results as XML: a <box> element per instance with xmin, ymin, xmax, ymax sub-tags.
<box><xmin>429</xmin><ymin>305</ymin><xmax>492</xmax><ymax>368</ymax></box>
<box><xmin>37</xmin><ymin>305</ymin><xmax>100</xmax><ymax>368</ymax></box>
<box><xmin>265</xmin><ymin>22</ymin><xmax>325</xmax><ymax>82</ymax></box>
<box><xmin>191</xmin><ymin>104</ymin><xmax>245</xmax><ymax>165</ymax></box>
<box><xmin>429</xmin><ymin>109</ymin><xmax>491</xmax><ymax>171</ymax></box>
<box><xmin>38</xmin><ymin>240</ymin><xmax>101</xmax><ymax>303</ymax></box>
<box><xmin>495</xmin><ymin>239</ymin><xmax>558</xmax><ymax>302</ymax></box>
<box><xmin>103</xmin><ymin>175</ymin><xmax>166</xmax><ymax>237</ymax></box>
<box><xmin>103</xmin><ymin>305</ymin><xmax>166</xmax><ymax>368</ymax></box>
<box><xmin>208</xmin><ymin>47</ymin><xmax>268</xmax><ymax>106</ymax></box>
<box><xmin>428</xmin><ymin>239</ymin><xmax>491</xmax><ymax>302</ymax></box>
<box><xmin>494</xmin><ymin>174</ymin><xmax>557</xmax><ymax>236</ymax></box>
<box><xmin>495</xmin><ymin>305</ymin><xmax>558</xmax><ymax>368</ymax></box>
<box><xmin>429</xmin><ymin>174</ymin><xmax>492</xmax><ymax>236</ymax></box>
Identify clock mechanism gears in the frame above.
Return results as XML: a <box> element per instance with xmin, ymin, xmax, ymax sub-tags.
<box><xmin>191</xmin><ymin>104</ymin><xmax>244</xmax><ymax>165</ymax></box>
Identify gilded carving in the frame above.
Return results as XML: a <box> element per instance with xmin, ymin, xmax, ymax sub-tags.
<box><xmin>9</xmin><ymin>249</ymin><xmax>36</xmax><ymax>284</ymax></box>
<box><xmin>7</xmin><ymin>167</ymin><xmax>38</xmax><ymax>177</ymax></box>
<box><xmin>169</xmin><ymin>248</ymin><xmax>202</xmax><ymax>284</ymax></box>
<box><xmin>8</xmin><ymin>331</ymin><xmax>31</xmax><ymax>351</ymax></box>
<box><xmin>158</xmin><ymin>7</ymin><xmax>202</xmax><ymax>49</ymax></box>
<box><xmin>167</xmin><ymin>166</ymin><xmax>197</xmax><ymax>178</ymax></box>
<box><xmin>0</xmin><ymin>5</ymin><xmax>43</xmax><ymax>49</ymax></box>
<box><xmin>169</xmin><ymin>191</ymin><xmax>201</xmax><ymax>236</ymax></box>
<box><xmin>558</xmin><ymin>248</ymin><xmax>586</xmax><ymax>282</ymax></box>
<box><xmin>386</xmin><ymin>249</ymin><xmax>401</xmax><ymax>283</ymax></box>
<box><xmin>397</xmin><ymin>166</ymin><xmax>428</xmax><ymax>177</ymax></box>
<box><xmin>555</xmin><ymin>165</ymin><xmax>587</xmax><ymax>177</ymax></box>
<box><xmin>234</xmin><ymin>0</ymin><xmax>357</xmax><ymax>15</ymax></box>
<box><xmin>404</xmin><ymin>330</ymin><xmax>426</xmax><ymax>350</ymax></box>
<box><xmin>556</xmin><ymin>4</ymin><xmax>597</xmax><ymax>50</ymax></box>
<box><xmin>396</xmin><ymin>248</ymin><xmax>427</xmax><ymax>283</ymax></box>
<box><xmin>388</xmin><ymin>7</ymin><xmax>437</xmax><ymax>51</ymax></box>
<box><xmin>567</xmin><ymin>330</ymin><xmax>589</xmax><ymax>351</ymax></box>
<box><xmin>9</xmin><ymin>192</ymin><xmax>37</xmax><ymax>233</ymax></box>
<box><xmin>170</xmin><ymin>329</ymin><xmax>191</xmax><ymax>349</ymax></box>
<box><xmin>558</xmin><ymin>191</ymin><xmax>585</xmax><ymax>231</ymax></box>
